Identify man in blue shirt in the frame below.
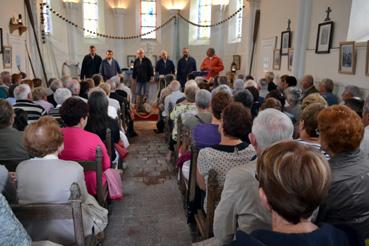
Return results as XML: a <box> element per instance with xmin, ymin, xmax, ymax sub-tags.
<box><xmin>176</xmin><ymin>48</ymin><xmax>197</xmax><ymax>88</ymax></box>
<box><xmin>99</xmin><ymin>50</ymin><xmax>121</xmax><ymax>81</ymax></box>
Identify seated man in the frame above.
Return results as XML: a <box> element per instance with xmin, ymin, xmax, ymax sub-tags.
<box><xmin>13</xmin><ymin>84</ymin><xmax>46</xmax><ymax>123</ymax></box>
<box><xmin>319</xmin><ymin>78</ymin><xmax>338</xmax><ymax>106</ymax></box>
<box><xmin>301</xmin><ymin>74</ymin><xmax>318</xmax><ymax>100</ymax></box>
<box><xmin>213</xmin><ymin>108</ymin><xmax>294</xmax><ymax>244</ymax></box>
<box><xmin>0</xmin><ymin>100</ymin><xmax>29</xmax><ymax>160</ymax></box>
<box><xmin>162</xmin><ymin>80</ymin><xmax>184</xmax><ymax>118</ymax></box>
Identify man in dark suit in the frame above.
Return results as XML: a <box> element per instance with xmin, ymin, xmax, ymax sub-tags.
<box><xmin>176</xmin><ymin>48</ymin><xmax>197</xmax><ymax>88</ymax></box>
<box><xmin>132</xmin><ymin>48</ymin><xmax>153</xmax><ymax>100</ymax></box>
<box><xmin>80</xmin><ymin>45</ymin><xmax>102</xmax><ymax>80</ymax></box>
<box><xmin>155</xmin><ymin>50</ymin><xmax>175</xmax><ymax>76</ymax></box>
<box><xmin>301</xmin><ymin>74</ymin><xmax>318</xmax><ymax>100</ymax></box>
<box><xmin>99</xmin><ymin>50</ymin><xmax>122</xmax><ymax>81</ymax></box>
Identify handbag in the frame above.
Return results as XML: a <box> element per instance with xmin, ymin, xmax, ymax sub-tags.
<box><xmin>104</xmin><ymin>168</ymin><xmax>123</xmax><ymax>200</ymax></box>
<box><xmin>114</xmin><ymin>140</ymin><xmax>128</xmax><ymax>160</ymax></box>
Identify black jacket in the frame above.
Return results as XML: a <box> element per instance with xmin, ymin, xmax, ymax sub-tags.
<box><xmin>132</xmin><ymin>57</ymin><xmax>153</xmax><ymax>83</ymax></box>
<box><xmin>176</xmin><ymin>56</ymin><xmax>197</xmax><ymax>86</ymax></box>
<box><xmin>80</xmin><ymin>54</ymin><xmax>102</xmax><ymax>79</ymax></box>
<box><xmin>155</xmin><ymin>58</ymin><xmax>175</xmax><ymax>75</ymax></box>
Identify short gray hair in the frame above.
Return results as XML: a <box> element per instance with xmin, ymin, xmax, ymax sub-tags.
<box><xmin>343</xmin><ymin>85</ymin><xmax>361</xmax><ymax>98</ymax></box>
<box><xmin>212</xmin><ymin>84</ymin><xmax>232</xmax><ymax>97</ymax></box>
<box><xmin>285</xmin><ymin>86</ymin><xmax>302</xmax><ymax>105</ymax></box>
<box><xmin>67</xmin><ymin>79</ymin><xmax>80</xmax><ymax>95</ymax></box>
<box><xmin>265</xmin><ymin>71</ymin><xmax>274</xmax><ymax>81</ymax></box>
<box><xmin>49</xmin><ymin>79</ymin><xmax>63</xmax><ymax>92</ymax></box>
<box><xmin>169</xmin><ymin>80</ymin><xmax>181</xmax><ymax>92</ymax></box>
<box><xmin>54</xmin><ymin>88</ymin><xmax>72</xmax><ymax>105</ymax></box>
<box><xmin>106</xmin><ymin>79</ymin><xmax>117</xmax><ymax>91</ymax></box>
<box><xmin>252</xmin><ymin>108</ymin><xmax>294</xmax><ymax>151</ymax></box>
<box><xmin>185</xmin><ymin>85</ymin><xmax>199</xmax><ymax>103</ymax></box>
<box><xmin>195</xmin><ymin>89</ymin><xmax>211</xmax><ymax>109</ymax></box>
<box><xmin>320</xmin><ymin>78</ymin><xmax>334</xmax><ymax>92</ymax></box>
<box><xmin>14</xmin><ymin>84</ymin><xmax>31</xmax><ymax>100</ymax></box>
<box><xmin>363</xmin><ymin>95</ymin><xmax>369</xmax><ymax>115</ymax></box>
<box><xmin>233</xmin><ymin>79</ymin><xmax>245</xmax><ymax>92</ymax></box>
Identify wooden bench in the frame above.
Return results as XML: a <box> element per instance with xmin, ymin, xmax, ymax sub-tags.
<box><xmin>0</xmin><ymin>158</ymin><xmax>27</xmax><ymax>172</ymax></box>
<box><xmin>194</xmin><ymin>169</ymin><xmax>223</xmax><ymax>239</ymax></box>
<box><xmin>11</xmin><ymin>183</ymin><xmax>96</xmax><ymax>246</ymax></box>
<box><xmin>75</xmin><ymin>146</ymin><xmax>108</xmax><ymax>208</ymax></box>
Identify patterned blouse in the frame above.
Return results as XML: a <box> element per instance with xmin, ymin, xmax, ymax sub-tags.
<box><xmin>198</xmin><ymin>142</ymin><xmax>256</xmax><ymax>212</ymax></box>
<box><xmin>170</xmin><ymin>102</ymin><xmax>197</xmax><ymax>141</ymax></box>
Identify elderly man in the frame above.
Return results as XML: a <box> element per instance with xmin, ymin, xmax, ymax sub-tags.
<box><xmin>47</xmin><ymin>79</ymin><xmax>63</xmax><ymax>107</ymax></box>
<box><xmin>318</xmin><ymin>78</ymin><xmax>338</xmax><ymax>106</ymax></box>
<box><xmin>80</xmin><ymin>45</ymin><xmax>102</xmax><ymax>80</ymax></box>
<box><xmin>265</xmin><ymin>71</ymin><xmax>277</xmax><ymax>92</ymax></box>
<box><xmin>48</xmin><ymin>88</ymin><xmax>72</xmax><ymax>121</ymax></box>
<box><xmin>177</xmin><ymin>48</ymin><xmax>197</xmax><ymax>88</ymax></box>
<box><xmin>341</xmin><ymin>85</ymin><xmax>361</xmax><ymax>103</ymax></box>
<box><xmin>213</xmin><ymin>108</ymin><xmax>294</xmax><ymax>245</ymax></box>
<box><xmin>13</xmin><ymin>84</ymin><xmax>46</xmax><ymax>123</ymax></box>
<box><xmin>133</xmin><ymin>48</ymin><xmax>154</xmax><ymax>101</ymax></box>
<box><xmin>162</xmin><ymin>80</ymin><xmax>184</xmax><ymax>118</ymax></box>
<box><xmin>99</xmin><ymin>50</ymin><xmax>121</xmax><ymax>81</ymax></box>
<box><xmin>0</xmin><ymin>100</ymin><xmax>29</xmax><ymax>160</ymax></box>
<box><xmin>66</xmin><ymin>79</ymin><xmax>87</xmax><ymax>102</ymax></box>
<box><xmin>301</xmin><ymin>74</ymin><xmax>318</xmax><ymax>99</ymax></box>
<box><xmin>200</xmin><ymin>48</ymin><xmax>224</xmax><ymax>80</ymax></box>
<box><xmin>155</xmin><ymin>50</ymin><xmax>175</xmax><ymax>76</ymax></box>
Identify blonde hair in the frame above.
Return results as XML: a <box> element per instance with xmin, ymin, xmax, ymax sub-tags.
<box><xmin>301</xmin><ymin>93</ymin><xmax>327</xmax><ymax>111</ymax></box>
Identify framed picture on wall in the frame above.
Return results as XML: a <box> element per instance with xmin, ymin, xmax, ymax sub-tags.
<box><xmin>338</xmin><ymin>41</ymin><xmax>356</xmax><ymax>75</ymax></box>
<box><xmin>366</xmin><ymin>40</ymin><xmax>369</xmax><ymax>76</ymax></box>
<box><xmin>315</xmin><ymin>21</ymin><xmax>334</xmax><ymax>54</ymax></box>
<box><xmin>3</xmin><ymin>46</ymin><xmax>12</xmax><ymax>69</ymax></box>
<box><xmin>288</xmin><ymin>49</ymin><xmax>294</xmax><ymax>71</ymax></box>
<box><xmin>273</xmin><ymin>49</ymin><xmax>281</xmax><ymax>70</ymax></box>
<box><xmin>280</xmin><ymin>31</ymin><xmax>291</xmax><ymax>55</ymax></box>
<box><xmin>127</xmin><ymin>55</ymin><xmax>136</xmax><ymax>68</ymax></box>
<box><xmin>233</xmin><ymin>55</ymin><xmax>241</xmax><ymax>70</ymax></box>
<box><xmin>0</xmin><ymin>28</ymin><xmax>3</xmax><ymax>54</ymax></box>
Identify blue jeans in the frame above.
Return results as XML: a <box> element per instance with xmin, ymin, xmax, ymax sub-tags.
<box><xmin>136</xmin><ymin>81</ymin><xmax>148</xmax><ymax>96</ymax></box>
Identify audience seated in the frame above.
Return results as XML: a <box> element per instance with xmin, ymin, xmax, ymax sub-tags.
<box><xmin>284</xmin><ymin>86</ymin><xmax>302</xmax><ymax>122</ymax></box>
<box><xmin>13</xmin><ymin>84</ymin><xmax>46</xmax><ymax>123</ymax></box>
<box><xmin>319</xmin><ymin>78</ymin><xmax>338</xmax><ymax>105</ymax></box>
<box><xmin>0</xmin><ymin>71</ymin><xmax>11</xmax><ymax>95</ymax></box>
<box><xmin>13</xmin><ymin>108</ymin><xmax>28</xmax><ymax>131</ymax></box>
<box><xmin>47</xmin><ymin>79</ymin><xmax>63</xmax><ymax>107</ymax></box>
<box><xmin>265</xmin><ymin>72</ymin><xmax>277</xmax><ymax>92</ymax></box>
<box><xmin>230</xmin><ymin>141</ymin><xmax>358</xmax><ymax>246</ymax></box>
<box><xmin>17</xmin><ymin>117</ymin><xmax>108</xmax><ymax>244</ymax></box>
<box><xmin>32</xmin><ymin>78</ymin><xmax>42</xmax><ymax>88</ymax></box>
<box><xmin>197</xmin><ymin>102</ymin><xmax>255</xmax><ymax>212</ymax></box>
<box><xmin>301</xmin><ymin>93</ymin><xmax>328</xmax><ymax>111</ymax></box>
<box><xmin>5</xmin><ymin>84</ymin><xmax>17</xmax><ymax>105</ymax></box>
<box><xmin>66</xmin><ymin>79</ymin><xmax>87</xmax><ymax>102</ymax></box>
<box><xmin>59</xmin><ymin>97</ymin><xmax>111</xmax><ymax>196</ymax></box>
<box><xmin>246</xmin><ymin>86</ymin><xmax>263</xmax><ymax>118</ymax></box>
<box><xmin>0</xmin><ymin>164</ymin><xmax>16</xmax><ymax>203</ymax></box>
<box><xmin>214</xmin><ymin>108</ymin><xmax>294</xmax><ymax>244</ymax></box>
<box><xmin>360</xmin><ymin>95</ymin><xmax>369</xmax><ymax>156</ymax></box>
<box><xmin>297</xmin><ymin>103</ymin><xmax>329</xmax><ymax>159</ymax></box>
<box><xmin>316</xmin><ymin>105</ymin><xmax>369</xmax><ymax>239</ymax></box>
<box><xmin>99</xmin><ymin>82</ymin><xmax>121</xmax><ymax>112</ymax></box>
<box><xmin>301</xmin><ymin>75</ymin><xmax>318</xmax><ymax>99</ymax></box>
<box><xmin>92</xmin><ymin>74</ymin><xmax>103</xmax><ymax>87</ymax></box>
<box><xmin>107</xmin><ymin>79</ymin><xmax>125</xmax><ymax>105</ymax></box>
<box><xmin>265</xmin><ymin>89</ymin><xmax>285</xmax><ymax>110</ymax></box>
<box><xmin>48</xmin><ymin>88</ymin><xmax>72</xmax><ymax>121</ymax></box>
<box><xmin>85</xmin><ymin>90</ymin><xmax>120</xmax><ymax>162</ymax></box>
<box><xmin>32</xmin><ymin>87</ymin><xmax>54</xmax><ymax>113</ymax></box>
<box><xmin>212</xmin><ymin>84</ymin><xmax>232</xmax><ymax>97</ymax></box>
<box><xmin>192</xmin><ymin>91</ymin><xmax>232</xmax><ymax>149</ymax></box>
<box><xmin>341</xmin><ymin>85</ymin><xmax>361</xmax><ymax>103</ymax></box>
<box><xmin>233</xmin><ymin>79</ymin><xmax>245</xmax><ymax>95</ymax></box>
<box><xmin>163</xmin><ymin>80</ymin><xmax>184</xmax><ymax>118</ymax></box>
<box><xmin>79</xmin><ymin>80</ymin><xmax>91</xmax><ymax>99</ymax></box>
<box><xmin>344</xmin><ymin>97</ymin><xmax>364</xmax><ymax>117</ymax></box>
<box><xmin>0</xmin><ymin>100</ymin><xmax>29</xmax><ymax>160</ymax></box>
<box><xmin>182</xmin><ymin>89</ymin><xmax>212</xmax><ymax>129</ymax></box>
<box><xmin>260</xmin><ymin>97</ymin><xmax>282</xmax><ymax>111</ymax></box>
<box><xmin>233</xmin><ymin>89</ymin><xmax>254</xmax><ymax>109</ymax></box>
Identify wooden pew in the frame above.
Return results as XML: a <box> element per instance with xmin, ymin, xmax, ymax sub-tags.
<box><xmin>0</xmin><ymin>158</ymin><xmax>27</xmax><ymax>172</ymax></box>
<box><xmin>104</xmin><ymin>128</ymin><xmax>113</xmax><ymax>166</ymax></box>
<box><xmin>186</xmin><ymin>145</ymin><xmax>199</xmax><ymax>224</ymax></box>
<box><xmin>11</xmin><ymin>183</ymin><xmax>96</xmax><ymax>246</ymax></box>
<box><xmin>177</xmin><ymin>127</ymin><xmax>192</xmax><ymax>208</ymax></box>
<box><xmin>194</xmin><ymin>169</ymin><xmax>223</xmax><ymax>239</ymax></box>
<box><xmin>75</xmin><ymin>146</ymin><xmax>108</xmax><ymax>208</ymax></box>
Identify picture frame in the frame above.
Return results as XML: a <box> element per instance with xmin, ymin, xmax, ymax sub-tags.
<box><xmin>315</xmin><ymin>21</ymin><xmax>334</xmax><ymax>54</ymax></box>
<box><xmin>273</xmin><ymin>49</ymin><xmax>281</xmax><ymax>70</ymax></box>
<box><xmin>280</xmin><ymin>31</ymin><xmax>291</xmax><ymax>55</ymax></box>
<box><xmin>288</xmin><ymin>49</ymin><xmax>294</xmax><ymax>71</ymax></box>
<box><xmin>338</xmin><ymin>41</ymin><xmax>356</xmax><ymax>75</ymax></box>
<box><xmin>0</xmin><ymin>28</ymin><xmax>3</xmax><ymax>54</ymax></box>
<box><xmin>366</xmin><ymin>40</ymin><xmax>369</xmax><ymax>76</ymax></box>
<box><xmin>2</xmin><ymin>46</ymin><xmax>12</xmax><ymax>69</ymax></box>
<box><xmin>126</xmin><ymin>55</ymin><xmax>136</xmax><ymax>68</ymax></box>
<box><xmin>233</xmin><ymin>55</ymin><xmax>241</xmax><ymax>70</ymax></box>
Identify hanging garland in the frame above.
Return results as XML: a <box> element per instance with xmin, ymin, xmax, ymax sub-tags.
<box><xmin>178</xmin><ymin>5</ymin><xmax>245</xmax><ymax>28</ymax></box>
<box><xmin>39</xmin><ymin>3</ymin><xmax>244</xmax><ymax>41</ymax></box>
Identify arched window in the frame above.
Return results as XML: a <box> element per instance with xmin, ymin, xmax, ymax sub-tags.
<box><xmin>83</xmin><ymin>0</ymin><xmax>99</xmax><ymax>38</ymax></box>
<box><xmin>347</xmin><ymin>0</ymin><xmax>369</xmax><ymax>41</ymax></box>
<box><xmin>42</xmin><ymin>0</ymin><xmax>52</xmax><ymax>34</ymax></box>
<box><xmin>228</xmin><ymin>0</ymin><xmax>243</xmax><ymax>43</ymax></box>
<box><xmin>189</xmin><ymin>0</ymin><xmax>211</xmax><ymax>44</ymax></box>
<box><xmin>235</xmin><ymin>0</ymin><xmax>243</xmax><ymax>39</ymax></box>
<box><xmin>140</xmin><ymin>0</ymin><xmax>157</xmax><ymax>40</ymax></box>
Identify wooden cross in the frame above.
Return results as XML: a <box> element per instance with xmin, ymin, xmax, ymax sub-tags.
<box><xmin>287</xmin><ymin>19</ymin><xmax>291</xmax><ymax>31</ymax></box>
<box><xmin>325</xmin><ymin>7</ymin><xmax>332</xmax><ymax>21</ymax></box>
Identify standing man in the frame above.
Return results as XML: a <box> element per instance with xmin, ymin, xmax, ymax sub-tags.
<box><xmin>200</xmin><ymin>48</ymin><xmax>224</xmax><ymax>80</ymax></box>
<box><xmin>99</xmin><ymin>50</ymin><xmax>121</xmax><ymax>81</ymax></box>
<box><xmin>80</xmin><ymin>45</ymin><xmax>102</xmax><ymax>80</ymax></box>
<box><xmin>132</xmin><ymin>48</ymin><xmax>153</xmax><ymax>103</ymax></box>
<box><xmin>155</xmin><ymin>50</ymin><xmax>175</xmax><ymax>76</ymax></box>
<box><xmin>177</xmin><ymin>48</ymin><xmax>197</xmax><ymax>88</ymax></box>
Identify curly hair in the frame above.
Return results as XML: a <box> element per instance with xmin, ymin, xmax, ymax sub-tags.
<box><xmin>317</xmin><ymin>105</ymin><xmax>364</xmax><ymax>154</ymax></box>
<box><xmin>222</xmin><ymin>102</ymin><xmax>252</xmax><ymax>139</ymax></box>
<box><xmin>211</xmin><ymin>91</ymin><xmax>232</xmax><ymax>120</ymax></box>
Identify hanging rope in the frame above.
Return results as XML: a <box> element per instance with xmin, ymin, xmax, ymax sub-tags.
<box><xmin>40</xmin><ymin>3</ymin><xmax>175</xmax><ymax>40</ymax></box>
<box><xmin>177</xmin><ymin>5</ymin><xmax>244</xmax><ymax>28</ymax></box>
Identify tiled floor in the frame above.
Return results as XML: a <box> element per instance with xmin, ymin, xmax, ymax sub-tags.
<box><xmin>103</xmin><ymin>122</ymin><xmax>192</xmax><ymax>246</ymax></box>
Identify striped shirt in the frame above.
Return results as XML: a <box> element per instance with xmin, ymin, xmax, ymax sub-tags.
<box><xmin>13</xmin><ymin>99</ymin><xmax>46</xmax><ymax>123</ymax></box>
<box><xmin>296</xmin><ymin>139</ymin><xmax>331</xmax><ymax>160</ymax></box>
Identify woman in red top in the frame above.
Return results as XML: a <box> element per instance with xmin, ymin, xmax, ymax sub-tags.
<box><xmin>200</xmin><ymin>48</ymin><xmax>224</xmax><ymax>79</ymax></box>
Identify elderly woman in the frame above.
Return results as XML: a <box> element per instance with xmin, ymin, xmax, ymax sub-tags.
<box><xmin>59</xmin><ymin>97</ymin><xmax>111</xmax><ymax>196</ymax></box>
<box><xmin>48</xmin><ymin>88</ymin><xmax>72</xmax><ymax>120</ymax></box>
<box><xmin>284</xmin><ymin>86</ymin><xmax>302</xmax><ymax>122</ymax></box>
<box><xmin>16</xmin><ymin>117</ymin><xmax>108</xmax><ymax>244</ymax></box>
<box><xmin>182</xmin><ymin>89</ymin><xmax>212</xmax><ymax>129</ymax></box>
<box><xmin>301</xmin><ymin>93</ymin><xmax>327</xmax><ymax>111</ymax></box>
<box><xmin>230</xmin><ymin>141</ymin><xmax>356</xmax><ymax>245</ymax></box>
<box><xmin>32</xmin><ymin>87</ymin><xmax>54</xmax><ymax>113</ymax></box>
<box><xmin>317</xmin><ymin>105</ymin><xmax>369</xmax><ymax>239</ymax></box>
<box><xmin>197</xmin><ymin>102</ymin><xmax>255</xmax><ymax>211</ymax></box>
<box><xmin>192</xmin><ymin>91</ymin><xmax>232</xmax><ymax>149</ymax></box>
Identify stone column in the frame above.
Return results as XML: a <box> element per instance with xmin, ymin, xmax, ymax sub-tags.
<box><xmin>112</xmin><ymin>8</ymin><xmax>127</xmax><ymax>68</ymax></box>
<box><xmin>64</xmin><ymin>2</ymin><xmax>80</xmax><ymax>62</ymax></box>
<box><xmin>292</xmin><ymin>0</ymin><xmax>313</xmax><ymax>79</ymax></box>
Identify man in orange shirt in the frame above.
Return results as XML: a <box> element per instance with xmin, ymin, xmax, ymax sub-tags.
<box><xmin>200</xmin><ymin>48</ymin><xmax>224</xmax><ymax>80</ymax></box>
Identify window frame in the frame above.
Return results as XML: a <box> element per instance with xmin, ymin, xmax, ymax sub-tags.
<box><xmin>140</xmin><ymin>0</ymin><xmax>158</xmax><ymax>40</ymax></box>
<box><xmin>42</xmin><ymin>0</ymin><xmax>52</xmax><ymax>35</ymax></box>
<box><xmin>196</xmin><ymin>0</ymin><xmax>211</xmax><ymax>40</ymax></box>
<box><xmin>83</xmin><ymin>0</ymin><xmax>99</xmax><ymax>39</ymax></box>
